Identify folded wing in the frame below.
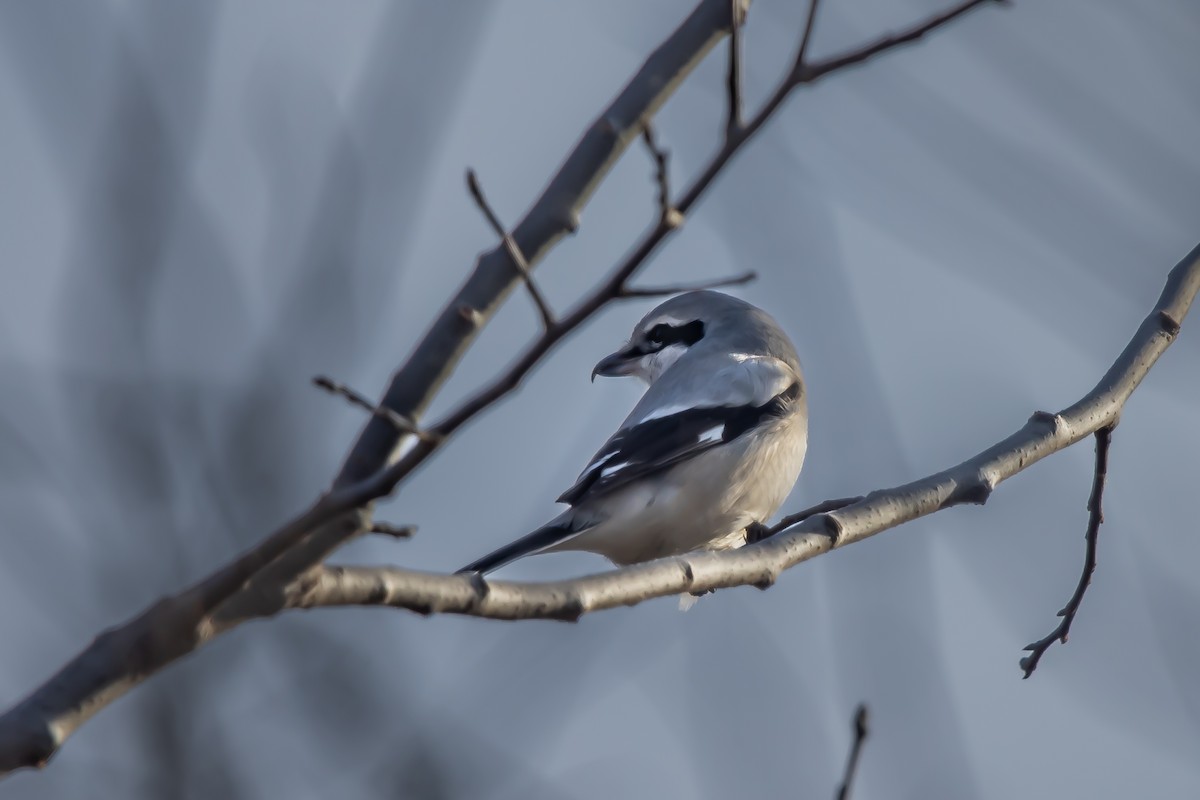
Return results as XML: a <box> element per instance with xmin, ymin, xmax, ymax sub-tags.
<box><xmin>558</xmin><ymin>355</ymin><xmax>801</xmax><ymax>506</ymax></box>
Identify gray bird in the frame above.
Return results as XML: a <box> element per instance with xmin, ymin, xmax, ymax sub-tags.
<box><xmin>457</xmin><ymin>290</ymin><xmax>807</xmax><ymax>574</ymax></box>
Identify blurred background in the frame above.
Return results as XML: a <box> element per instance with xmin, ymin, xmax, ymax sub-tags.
<box><xmin>2</xmin><ymin>1</ymin><xmax>1198</xmax><ymax>797</ymax></box>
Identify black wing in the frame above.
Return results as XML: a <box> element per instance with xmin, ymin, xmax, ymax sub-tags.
<box><xmin>557</xmin><ymin>381</ymin><xmax>801</xmax><ymax>506</ymax></box>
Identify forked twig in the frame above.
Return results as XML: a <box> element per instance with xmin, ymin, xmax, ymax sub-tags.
<box><xmin>313</xmin><ymin>376</ymin><xmax>438</xmax><ymax>441</ymax></box>
<box><xmin>641</xmin><ymin>125</ymin><xmax>684</xmax><ymax>230</ymax></box>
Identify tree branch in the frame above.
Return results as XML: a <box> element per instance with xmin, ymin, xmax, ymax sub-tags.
<box><xmin>312</xmin><ymin>375</ymin><xmax>436</xmax><ymax>441</ymax></box>
<box><xmin>725</xmin><ymin>0</ymin><xmax>745</xmax><ymax>139</ymax></box>
<box><xmin>465</xmin><ymin>168</ymin><xmax>555</xmax><ymax>330</ymax></box>
<box><xmin>1019</xmin><ymin>425</ymin><xmax>1113</xmax><ymax>677</ymax></box>
<box><xmin>640</xmin><ymin>124</ymin><xmax>683</xmax><ymax>229</ymax></box>
<box><xmin>286</xmin><ymin>243</ymin><xmax>1198</xmax><ymax>619</ymax></box>
<box><xmin>836</xmin><ymin>704</ymin><xmax>870</xmax><ymax>800</ymax></box>
<box><xmin>0</xmin><ymin>0</ymin><xmax>1009</xmax><ymax>776</ymax></box>
<box><xmin>369</xmin><ymin>522</ymin><xmax>417</xmax><ymax>539</ymax></box>
<box><xmin>619</xmin><ymin>269</ymin><xmax>756</xmax><ymax>299</ymax></box>
<box><xmin>793</xmin><ymin>0</ymin><xmax>997</xmax><ymax>83</ymax></box>
<box><xmin>795</xmin><ymin>0</ymin><xmax>822</xmax><ymax>70</ymax></box>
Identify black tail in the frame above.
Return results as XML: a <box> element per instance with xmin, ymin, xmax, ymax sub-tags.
<box><xmin>455</xmin><ymin>522</ymin><xmax>576</xmax><ymax>575</ymax></box>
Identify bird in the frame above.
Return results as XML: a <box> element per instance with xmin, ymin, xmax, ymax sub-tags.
<box><xmin>457</xmin><ymin>290</ymin><xmax>807</xmax><ymax>575</ymax></box>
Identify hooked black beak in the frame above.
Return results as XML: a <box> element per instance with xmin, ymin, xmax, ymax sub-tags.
<box><xmin>591</xmin><ymin>347</ymin><xmax>640</xmax><ymax>382</ymax></box>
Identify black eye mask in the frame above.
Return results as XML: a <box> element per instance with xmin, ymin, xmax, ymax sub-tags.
<box><xmin>644</xmin><ymin>320</ymin><xmax>705</xmax><ymax>350</ymax></box>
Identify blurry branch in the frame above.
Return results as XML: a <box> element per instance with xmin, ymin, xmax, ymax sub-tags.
<box><xmin>0</xmin><ymin>0</ymin><xmax>1003</xmax><ymax>777</ymax></box>
<box><xmin>619</xmin><ymin>270</ymin><xmax>757</xmax><ymax>299</ymax></box>
<box><xmin>369</xmin><ymin>522</ymin><xmax>417</xmax><ymax>539</ymax></box>
<box><xmin>288</xmin><ymin>243</ymin><xmax>1198</xmax><ymax>619</ymax></box>
<box><xmin>1019</xmin><ymin>426</ymin><xmax>1113</xmax><ymax>677</ymax></box>
<box><xmin>465</xmin><ymin>168</ymin><xmax>555</xmax><ymax>330</ymax></box>
<box><xmin>724</xmin><ymin>0</ymin><xmax>744</xmax><ymax>139</ymax></box>
<box><xmin>836</xmin><ymin>704</ymin><xmax>870</xmax><ymax>800</ymax></box>
<box><xmin>640</xmin><ymin>124</ymin><xmax>683</xmax><ymax>229</ymax></box>
<box><xmin>312</xmin><ymin>376</ymin><xmax>436</xmax><ymax>441</ymax></box>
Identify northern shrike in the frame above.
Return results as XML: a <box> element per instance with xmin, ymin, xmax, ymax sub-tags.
<box><xmin>458</xmin><ymin>290</ymin><xmax>807</xmax><ymax>574</ymax></box>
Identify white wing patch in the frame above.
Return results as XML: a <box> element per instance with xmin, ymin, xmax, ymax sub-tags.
<box><xmin>584</xmin><ymin>450</ymin><xmax>619</xmax><ymax>473</ymax></box>
<box><xmin>600</xmin><ymin>461</ymin><xmax>631</xmax><ymax>478</ymax></box>
<box><xmin>637</xmin><ymin>403</ymin><xmax>692</xmax><ymax>424</ymax></box>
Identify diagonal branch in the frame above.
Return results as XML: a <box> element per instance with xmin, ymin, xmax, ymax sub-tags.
<box><xmin>836</xmin><ymin>704</ymin><xmax>870</xmax><ymax>800</ymax></box>
<box><xmin>369</xmin><ymin>522</ymin><xmax>417</xmax><ymax>539</ymax></box>
<box><xmin>793</xmin><ymin>0</ymin><xmax>996</xmax><ymax>83</ymax></box>
<box><xmin>465</xmin><ymin>168</ymin><xmax>555</xmax><ymax>330</ymax></box>
<box><xmin>1019</xmin><ymin>425</ymin><xmax>1114</xmax><ymax>678</ymax></box>
<box><xmin>285</xmin><ymin>244</ymin><xmax>1198</xmax><ymax>619</ymax></box>
<box><xmin>640</xmin><ymin>124</ymin><xmax>683</xmax><ymax>229</ymax></box>
<box><xmin>620</xmin><ymin>269</ymin><xmax>757</xmax><ymax>299</ymax></box>
<box><xmin>795</xmin><ymin>0</ymin><xmax>822</xmax><ymax>70</ymax></box>
<box><xmin>725</xmin><ymin>0</ymin><xmax>745</xmax><ymax>139</ymax></box>
<box><xmin>312</xmin><ymin>376</ymin><xmax>437</xmax><ymax>441</ymax></box>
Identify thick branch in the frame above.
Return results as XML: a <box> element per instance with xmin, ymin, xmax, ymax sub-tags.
<box><xmin>288</xmin><ymin>243</ymin><xmax>1199</xmax><ymax>619</ymax></box>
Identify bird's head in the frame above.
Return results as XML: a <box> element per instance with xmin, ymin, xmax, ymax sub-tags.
<box><xmin>591</xmin><ymin>290</ymin><xmax>770</xmax><ymax>384</ymax></box>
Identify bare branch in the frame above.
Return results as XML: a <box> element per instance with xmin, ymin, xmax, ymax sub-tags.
<box><xmin>465</xmin><ymin>168</ymin><xmax>555</xmax><ymax>330</ymax></box>
<box><xmin>620</xmin><ymin>269</ymin><xmax>757</xmax><ymax>298</ymax></box>
<box><xmin>641</xmin><ymin>124</ymin><xmax>684</xmax><ymax>230</ymax></box>
<box><xmin>284</xmin><ymin>244</ymin><xmax>1198</xmax><ymax>619</ymax></box>
<box><xmin>725</xmin><ymin>0</ymin><xmax>744</xmax><ymax>139</ymax></box>
<box><xmin>836</xmin><ymin>704</ymin><xmax>870</xmax><ymax>800</ymax></box>
<box><xmin>369</xmin><ymin>522</ymin><xmax>417</xmax><ymax>539</ymax></box>
<box><xmin>764</xmin><ymin>496</ymin><xmax>863</xmax><ymax>539</ymax></box>
<box><xmin>795</xmin><ymin>0</ymin><xmax>822</xmax><ymax>70</ymax></box>
<box><xmin>794</xmin><ymin>0</ymin><xmax>998</xmax><ymax>83</ymax></box>
<box><xmin>1020</xmin><ymin>425</ymin><xmax>1114</xmax><ymax>678</ymax></box>
<box><xmin>312</xmin><ymin>376</ymin><xmax>436</xmax><ymax>441</ymax></box>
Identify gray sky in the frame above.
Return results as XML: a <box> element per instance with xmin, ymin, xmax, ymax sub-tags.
<box><xmin>1</xmin><ymin>1</ymin><xmax>1198</xmax><ymax>797</ymax></box>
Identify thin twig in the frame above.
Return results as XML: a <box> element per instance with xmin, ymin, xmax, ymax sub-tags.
<box><xmin>466</xmin><ymin>169</ymin><xmax>556</xmax><ymax>329</ymax></box>
<box><xmin>766</xmin><ymin>496</ymin><xmax>863</xmax><ymax>537</ymax></box>
<box><xmin>836</xmin><ymin>705</ymin><xmax>870</xmax><ymax>800</ymax></box>
<box><xmin>794</xmin><ymin>0</ymin><xmax>995</xmax><ymax>83</ymax></box>
<box><xmin>640</xmin><ymin>125</ymin><xmax>684</xmax><ymax>229</ymax></box>
<box><xmin>313</xmin><ymin>376</ymin><xmax>437</xmax><ymax>441</ymax></box>
<box><xmin>620</xmin><ymin>270</ymin><xmax>757</xmax><ymax>298</ymax></box>
<box><xmin>1020</xmin><ymin>426</ymin><xmax>1114</xmax><ymax>678</ymax></box>
<box><xmin>795</xmin><ymin>0</ymin><xmax>822</xmax><ymax>69</ymax></box>
<box><xmin>369</xmin><ymin>522</ymin><xmax>417</xmax><ymax>539</ymax></box>
<box><xmin>725</xmin><ymin>0</ymin><xmax>744</xmax><ymax>139</ymax></box>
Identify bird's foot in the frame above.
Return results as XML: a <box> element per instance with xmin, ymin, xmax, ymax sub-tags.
<box><xmin>744</xmin><ymin>520</ymin><xmax>772</xmax><ymax>545</ymax></box>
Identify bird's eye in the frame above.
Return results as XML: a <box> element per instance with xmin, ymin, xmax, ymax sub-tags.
<box><xmin>646</xmin><ymin>324</ymin><xmax>671</xmax><ymax>345</ymax></box>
